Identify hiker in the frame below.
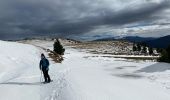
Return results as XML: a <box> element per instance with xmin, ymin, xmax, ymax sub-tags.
<box><xmin>39</xmin><ymin>53</ymin><xmax>51</xmax><ymax>83</ymax></box>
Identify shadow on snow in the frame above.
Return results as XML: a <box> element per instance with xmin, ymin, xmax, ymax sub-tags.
<box><xmin>137</xmin><ymin>63</ymin><xmax>170</xmax><ymax>73</ymax></box>
<box><xmin>0</xmin><ymin>82</ymin><xmax>41</xmax><ymax>86</ymax></box>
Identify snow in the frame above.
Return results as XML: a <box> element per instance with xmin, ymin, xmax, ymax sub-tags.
<box><xmin>0</xmin><ymin>40</ymin><xmax>41</xmax><ymax>83</ymax></box>
<box><xmin>56</xmin><ymin>49</ymin><xmax>170</xmax><ymax>100</ymax></box>
<box><xmin>0</xmin><ymin>40</ymin><xmax>170</xmax><ymax>100</ymax></box>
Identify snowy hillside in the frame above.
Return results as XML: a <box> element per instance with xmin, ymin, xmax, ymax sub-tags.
<box><xmin>0</xmin><ymin>40</ymin><xmax>41</xmax><ymax>83</ymax></box>
<box><xmin>0</xmin><ymin>40</ymin><xmax>170</xmax><ymax>100</ymax></box>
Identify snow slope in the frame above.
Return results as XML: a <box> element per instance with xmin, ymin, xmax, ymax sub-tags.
<box><xmin>0</xmin><ymin>40</ymin><xmax>42</xmax><ymax>99</ymax></box>
<box><xmin>55</xmin><ymin>49</ymin><xmax>170</xmax><ymax>100</ymax></box>
<box><xmin>0</xmin><ymin>40</ymin><xmax>41</xmax><ymax>83</ymax></box>
<box><xmin>0</xmin><ymin>40</ymin><xmax>170</xmax><ymax>100</ymax></box>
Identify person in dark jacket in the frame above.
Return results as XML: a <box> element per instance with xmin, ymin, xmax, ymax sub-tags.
<box><xmin>39</xmin><ymin>53</ymin><xmax>51</xmax><ymax>83</ymax></box>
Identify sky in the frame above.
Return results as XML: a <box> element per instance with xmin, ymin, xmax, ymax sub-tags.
<box><xmin>0</xmin><ymin>0</ymin><xmax>170</xmax><ymax>40</ymax></box>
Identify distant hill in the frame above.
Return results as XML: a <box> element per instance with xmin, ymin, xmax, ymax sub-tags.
<box><xmin>122</xmin><ymin>36</ymin><xmax>156</xmax><ymax>42</ymax></box>
<box><xmin>144</xmin><ymin>35</ymin><xmax>170</xmax><ymax>48</ymax></box>
<box><xmin>94</xmin><ymin>36</ymin><xmax>155</xmax><ymax>42</ymax></box>
<box><xmin>93</xmin><ymin>37</ymin><xmax>115</xmax><ymax>41</ymax></box>
<box><xmin>93</xmin><ymin>35</ymin><xmax>170</xmax><ymax>48</ymax></box>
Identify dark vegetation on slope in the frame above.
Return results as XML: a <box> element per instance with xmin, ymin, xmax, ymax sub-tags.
<box><xmin>158</xmin><ymin>45</ymin><xmax>170</xmax><ymax>63</ymax></box>
<box><xmin>53</xmin><ymin>39</ymin><xmax>65</xmax><ymax>55</ymax></box>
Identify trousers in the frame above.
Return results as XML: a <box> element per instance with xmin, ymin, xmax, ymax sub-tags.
<box><xmin>42</xmin><ymin>69</ymin><xmax>51</xmax><ymax>82</ymax></box>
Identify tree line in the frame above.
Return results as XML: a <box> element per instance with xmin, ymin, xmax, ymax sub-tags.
<box><xmin>133</xmin><ymin>42</ymin><xmax>170</xmax><ymax>63</ymax></box>
<box><xmin>132</xmin><ymin>43</ymin><xmax>153</xmax><ymax>55</ymax></box>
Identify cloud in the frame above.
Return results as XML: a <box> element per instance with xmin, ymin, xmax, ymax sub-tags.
<box><xmin>0</xmin><ymin>0</ymin><xmax>170</xmax><ymax>40</ymax></box>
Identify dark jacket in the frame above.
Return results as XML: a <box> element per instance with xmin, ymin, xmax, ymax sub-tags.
<box><xmin>39</xmin><ymin>58</ymin><xmax>49</xmax><ymax>71</ymax></box>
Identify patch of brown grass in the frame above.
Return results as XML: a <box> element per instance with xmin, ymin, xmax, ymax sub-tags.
<box><xmin>48</xmin><ymin>50</ymin><xmax>63</xmax><ymax>63</ymax></box>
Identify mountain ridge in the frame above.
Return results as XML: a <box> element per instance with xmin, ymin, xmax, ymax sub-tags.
<box><xmin>93</xmin><ymin>35</ymin><xmax>170</xmax><ymax>48</ymax></box>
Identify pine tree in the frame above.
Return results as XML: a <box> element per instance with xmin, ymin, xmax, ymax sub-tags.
<box><xmin>166</xmin><ymin>45</ymin><xmax>170</xmax><ymax>62</ymax></box>
<box><xmin>158</xmin><ymin>49</ymin><xmax>168</xmax><ymax>62</ymax></box>
<box><xmin>142</xmin><ymin>46</ymin><xmax>147</xmax><ymax>54</ymax></box>
<box><xmin>149</xmin><ymin>47</ymin><xmax>153</xmax><ymax>55</ymax></box>
<box><xmin>133</xmin><ymin>44</ymin><xmax>137</xmax><ymax>51</ymax></box>
<box><xmin>158</xmin><ymin>45</ymin><xmax>170</xmax><ymax>63</ymax></box>
<box><xmin>137</xmin><ymin>44</ymin><xmax>141</xmax><ymax>51</ymax></box>
<box><xmin>156</xmin><ymin>48</ymin><xmax>163</xmax><ymax>53</ymax></box>
<box><xmin>53</xmin><ymin>39</ymin><xmax>65</xmax><ymax>55</ymax></box>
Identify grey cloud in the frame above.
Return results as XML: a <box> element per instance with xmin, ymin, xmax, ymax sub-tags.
<box><xmin>0</xmin><ymin>0</ymin><xmax>170</xmax><ymax>40</ymax></box>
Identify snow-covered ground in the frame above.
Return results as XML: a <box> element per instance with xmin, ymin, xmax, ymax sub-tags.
<box><xmin>0</xmin><ymin>40</ymin><xmax>170</xmax><ymax>100</ymax></box>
